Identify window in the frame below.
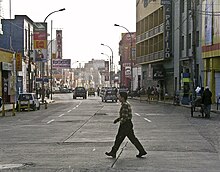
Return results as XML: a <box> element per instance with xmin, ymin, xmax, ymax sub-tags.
<box><xmin>181</xmin><ymin>0</ymin><xmax>185</xmax><ymax>13</ymax></box>
<box><xmin>196</xmin><ymin>31</ymin><xmax>199</xmax><ymax>47</ymax></box>
<box><xmin>181</xmin><ymin>36</ymin><xmax>184</xmax><ymax>50</ymax></box>
<box><xmin>25</xmin><ymin>29</ymin><xmax>28</xmax><ymax>51</ymax></box>
<box><xmin>188</xmin><ymin>34</ymin><xmax>192</xmax><ymax>49</ymax></box>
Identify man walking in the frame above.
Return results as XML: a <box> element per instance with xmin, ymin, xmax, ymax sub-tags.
<box><xmin>202</xmin><ymin>86</ymin><xmax>212</xmax><ymax>118</ymax></box>
<box><xmin>105</xmin><ymin>92</ymin><xmax>147</xmax><ymax>158</ymax></box>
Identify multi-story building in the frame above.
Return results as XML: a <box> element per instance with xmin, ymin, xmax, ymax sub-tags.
<box><xmin>0</xmin><ymin>48</ymin><xmax>15</xmax><ymax>103</ymax></box>
<box><xmin>0</xmin><ymin>15</ymin><xmax>35</xmax><ymax>95</ymax></box>
<box><xmin>136</xmin><ymin>0</ymin><xmax>173</xmax><ymax>99</ymax></box>
<box><xmin>202</xmin><ymin>0</ymin><xmax>220</xmax><ymax>102</ymax></box>
<box><xmin>119</xmin><ymin>32</ymin><xmax>137</xmax><ymax>90</ymax></box>
<box><xmin>84</xmin><ymin>59</ymin><xmax>109</xmax><ymax>88</ymax></box>
<box><xmin>173</xmin><ymin>0</ymin><xmax>203</xmax><ymax>104</ymax></box>
<box><xmin>136</xmin><ymin>0</ymin><xmax>207</xmax><ymax>104</ymax></box>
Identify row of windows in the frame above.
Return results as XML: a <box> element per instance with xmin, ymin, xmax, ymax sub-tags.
<box><xmin>136</xmin><ymin>34</ymin><xmax>163</xmax><ymax>57</ymax></box>
<box><xmin>181</xmin><ymin>31</ymin><xmax>200</xmax><ymax>50</ymax></box>
<box><xmin>136</xmin><ymin>7</ymin><xmax>163</xmax><ymax>36</ymax></box>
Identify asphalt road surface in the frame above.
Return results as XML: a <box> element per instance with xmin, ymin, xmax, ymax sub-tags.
<box><xmin>0</xmin><ymin>93</ymin><xmax>220</xmax><ymax>171</ymax></box>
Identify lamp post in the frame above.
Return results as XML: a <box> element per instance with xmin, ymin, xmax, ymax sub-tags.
<box><xmin>43</xmin><ymin>8</ymin><xmax>66</xmax><ymax>102</ymax></box>
<box><xmin>114</xmin><ymin>24</ymin><xmax>133</xmax><ymax>92</ymax></box>
<box><xmin>101</xmin><ymin>43</ymin><xmax>113</xmax><ymax>87</ymax></box>
<box><xmin>101</xmin><ymin>53</ymin><xmax>111</xmax><ymax>86</ymax></box>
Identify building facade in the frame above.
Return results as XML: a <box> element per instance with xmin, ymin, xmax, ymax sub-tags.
<box><xmin>136</xmin><ymin>0</ymin><xmax>174</xmax><ymax>99</ymax></box>
<box><xmin>173</xmin><ymin>0</ymin><xmax>203</xmax><ymax>104</ymax></box>
<box><xmin>119</xmin><ymin>32</ymin><xmax>136</xmax><ymax>90</ymax></box>
<box><xmin>202</xmin><ymin>0</ymin><xmax>220</xmax><ymax>102</ymax></box>
<box><xmin>0</xmin><ymin>15</ymin><xmax>35</xmax><ymax>95</ymax></box>
<box><xmin>0</xmin><ymin>48</ymin><xmax>15</xmax><ymax>103</ymax></box>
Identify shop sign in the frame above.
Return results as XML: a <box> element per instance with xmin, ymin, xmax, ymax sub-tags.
<box><xmin>52</xmin><ymin>59</ymin><xmax>71</xmax><ymax>68</ymax></box>
<box><xmin>164</xmin><ymin>2</ymin><xmax>172</xmax><ymax>59</ymax></box>
<box><xmin>153</xmin><ymin>67</ymin><xmax>165</xmax><ymax>79</ymax></box>
<box><xmin>2</xmin><ymin>62</ymin><xmax>12</xmax><ymax>71</ymax></box>
<box><xmin>16</xmin><ymin>53</ymin><xmax>22</xmax><ymax>71</ymax></box>
<box><xmin>56</xmin><ymin>30</ymin><xmax>63</xmax><ymax>59</ymax></box>
<box><xmin>33</xmin><ymin>22</ymin><xmax>47</xmax><ymax>62</ymax></box>
<box><xmin>161</xmin><ymin>0</ymin><xmax>171</xmax><ymax>5</ymax></box>
<box><xmin>125</xmin><ymin>66</ymin><xmax>131</xmax><ymax>77</ymax></box>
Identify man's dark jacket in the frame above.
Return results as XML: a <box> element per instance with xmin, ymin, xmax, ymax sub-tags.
<box><xmin>202</xmin><ymin>89</ymin><xmax>212</xmax><ymax>105</ymax></box>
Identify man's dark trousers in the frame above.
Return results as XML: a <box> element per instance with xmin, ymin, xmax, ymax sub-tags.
<box><xmin>111</xmin><ymin>120</ymin><xmax>145</xmax><ymax>153</ymax></box>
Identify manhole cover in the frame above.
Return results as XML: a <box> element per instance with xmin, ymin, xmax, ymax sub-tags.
<box><xmin>0</xmin><ymin>164</ymin><xmax>23</xmax><ymax>169</ymax></box>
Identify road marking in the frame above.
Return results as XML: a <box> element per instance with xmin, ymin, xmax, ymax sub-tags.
<box><xmin>76</xmin><ymin>105</ymin><xmax>79</xmax><ymax>108</ymax></box>
<box><xmin>144</xmin><ymin>118</ymin><xmax>152</xmax><ymax>122</ymax></box>
<box><xmin>145</xmin><ymin>113</ymin><xmax>164</xmax><ymax>116</ymax></box>
<box><xmin>67</xmin><ymin>110</ymin><xmax>71</xmax><ymax>113</ymax></box>
<box><xmin>72</xmin><ymin>107</ymin><xmax>76</xmax><ymax>110</ymax></box>
<box><xmin>47</xmin><ymin>119</ymin><xmax>54</xmax><ymax>124</ymax></box>
<box><xmin>135</xmin><ymin>113</ymin><xmax>140</xmax><ymax>116</ymax></box>
<box><xmin>59</xmin><ymin>114</ymin><xmax>64</xmax><ymax>117</ymax></box>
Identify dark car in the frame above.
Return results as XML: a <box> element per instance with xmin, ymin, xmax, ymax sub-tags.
<box><xmin>102</xmin><ymin>89</ymin><xmax>117</xmax><ymax>102</ymax></box>
<box><xmin>73</xmin><ymin>87</ymin><xmax>87</xmax><ymax>99</ymax></box>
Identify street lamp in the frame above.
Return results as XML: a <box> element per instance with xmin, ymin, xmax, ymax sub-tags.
<box><xmin>101</xmin><ymin>53</ymin><xmax>111</xmax><ymax>86</ymax></box>
<box><xmin>43</xmin><ymin>8</ymin><xmax>66</xmax><ymax>102</ymax></box>
<box><xmin>43</xmin><ymin>8</ymin><xmax>66</xmax><ymax>23</ymax></box>
<box><xmin>114</xmin><ymin>24</ymin><xmax>133</xmax><ymax>92</ymax></box>
<box><xmin>101</xmin><ymin>43</ymin><xmax>113</xmax><ymax>87</ymax></box>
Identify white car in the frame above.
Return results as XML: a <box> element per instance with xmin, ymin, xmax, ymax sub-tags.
<box><xmin>16</xmin><ymin>93</ymin><xmax>40</xmax><ymax>111</ymax></box>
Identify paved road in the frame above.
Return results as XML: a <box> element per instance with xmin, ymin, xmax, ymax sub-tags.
<box><xmin>0</xmin><ymin>93</ymin><xmax>220</xmax><ymax>171</ymax></box>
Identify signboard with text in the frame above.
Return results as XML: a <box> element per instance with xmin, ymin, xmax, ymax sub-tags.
<box><xmin>33</xmin><ymin>22</ymin><xmax>47</xmax><ymax>61</ymax></box>
<box><xmin>161</xmin><ymin>0</ymin><xmax>171</xmax><ymax>5</ymax></box>
<box><xmin>56</xmin><ymin>30</ymin><xmax>63</xmax><ymax>59</ymax></box>
<box><xmin>16</xmin><ymin>53</ymin><xmax>22</xmax><ymax>71</ymax></box>
<box><xmin>163</xmin><ymin>2</ymin><xmax>172</xmax><ymax>59</ymax></box>
<box><xmin>52</xmin><ymin>59</ymin><xmax>71</xmax><ymax>68</ymax></box>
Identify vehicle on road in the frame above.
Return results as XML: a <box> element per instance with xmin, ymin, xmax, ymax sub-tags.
<box><xmin>16</xmin><ymin>93</ymin><xmax>40</xmax><ymax>111</ymax></box>
<box><xmin>73</xmin><ymin>87</ymin><xmax>87</xmax><ymax>99</ymax></box>
<box><xmin>99</xmin><ymin>87</ymin><xmax>106</xmax><ymax>98</ymax></box>
<box><xmin>102</xmin><ymin>89</ymin><xmax>117</xmax><ymax>102</ymax></box>
<box><xmin>88</xmin><ymin>87</ymin><xmax>95</xmax><ymax>96</ymax></box>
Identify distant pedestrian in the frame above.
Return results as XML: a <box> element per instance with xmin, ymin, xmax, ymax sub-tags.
<box><xmin>105</xmin><ymin>91</ymin><xmax>147</xmax><ymax>158</ymax></box>
<box><xmin>97</xmin><ymin>87</ymin><xmax>100</xmax><ymax>96</ymax></box>
<box><xmin>202</xmin><ymin>86</ymin><xmax>212</xmax><ymax>118</ymax></box>
<box><xmin>46</xmin><ymin>88</ymin><xmax>50</xmax><ymax>99</ymax></box>
<box><xmin>0</xmin><ymin>96</ymin><xmax>2</xmax><ymax>108</ymax></box>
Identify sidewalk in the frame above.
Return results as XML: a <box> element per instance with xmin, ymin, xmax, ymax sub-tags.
<box><xmin>130</xmin><ymin>96</ymin><xmax>220</xmax><ymax>114</ymax></box>
<box><xmin>0</xmin><ymin>98</ymin><xmax>55</xmax><ymax>114</ymax></box>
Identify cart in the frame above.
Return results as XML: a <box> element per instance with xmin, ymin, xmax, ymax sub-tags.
<box><xmin>191</xmin><ymin>96</ymin><xmax>204</xmax><ymax>117</ymax></box>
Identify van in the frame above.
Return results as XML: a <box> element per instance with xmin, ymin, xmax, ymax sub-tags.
<box><xmin>102</xmin><ymin>89</ymin><xmax>117</xmax><ymax>102</ymax></box>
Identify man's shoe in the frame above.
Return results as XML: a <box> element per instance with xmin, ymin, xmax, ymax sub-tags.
<box><xmin>105</xmin><ymin>152</ymin><xmax>116</xmax><ymax>158</ymax></box>
<box><xmin>136</xmin><ymin>151</ymin><xmax>147</xmax><ymax>158</ymax></box>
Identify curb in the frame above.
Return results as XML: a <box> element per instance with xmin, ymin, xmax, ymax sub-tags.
<box><xmin>130</xmin><ymin>97</ymin><xmax>220</xmax><ymax>114</ymax></box>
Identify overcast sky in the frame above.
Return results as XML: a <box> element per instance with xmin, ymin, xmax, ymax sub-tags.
<box><xmin>2</xmin><ymin>0</ymin><xmax>136</xmax><ymax>69</ymax></box>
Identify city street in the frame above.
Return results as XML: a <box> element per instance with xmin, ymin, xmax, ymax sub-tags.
<box><xmin>0</xmin><ymin>93</ymin><xmax>220</xmax><ymax>171</ymax></box>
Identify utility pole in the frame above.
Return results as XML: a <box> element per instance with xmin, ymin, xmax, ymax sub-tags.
<box><xmin>191</xmin><ymin>0</ymin><xmax>197</xmax><ymax>98</ymax></box>
<box><xmin>28</xmin><ymin>30</ymin><xmax>32</xmax><ymax>92</ymax></box>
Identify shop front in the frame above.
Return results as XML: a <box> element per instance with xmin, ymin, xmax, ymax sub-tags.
<box><xmin>0</xmin><ymin>48</ymin><xmax>15</xmax><ymax>104</ymax></box>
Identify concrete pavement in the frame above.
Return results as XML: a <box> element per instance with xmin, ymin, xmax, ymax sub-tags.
<box><xmin>1</xmin><ymin>96</ymin><xmax>220</xmax><ymax>115</ymax></box>
<box><xmin>131</xmin><ymin>96</ymin><xmax>220</xmax><ymax>114</ymax></box>
<box><xmin>0</xmin><ymin>95</ymin><xmax>220</xmax><ymax>171</ymax></box>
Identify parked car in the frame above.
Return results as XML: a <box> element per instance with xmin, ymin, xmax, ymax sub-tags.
<box><xmin>88</xmin><ymin>87</ymin><xmax>95</xmax><ymax>96</ymax></box>
<box><xmin>99</xmin><ymin>87</ymin><xmax>106</xmax><ymax>98</ymax></box>
<box><xmin>60</xmin><ymin>87</ymin><xmax>71</xmax><ymax>93</ymax></box>
<box><xmin>102</xmin><ymin>89</ymin><xmax>117</xmax><ymax>102</ymax></box>
<box><xmin>73</xmin><ymin>87</ymin><xmax>87</xmax><ymax>99</ymax></box>
<box><xmin>16</xmin><ymin>93</ymin><xmax>40</xmax><ymax>111</ymax></box>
